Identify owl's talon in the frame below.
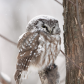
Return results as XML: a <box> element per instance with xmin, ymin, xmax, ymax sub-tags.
<box><xmin>47</xmin><ymin>64</ymin><xmax>57</xmax><ymax>71</ymax></box>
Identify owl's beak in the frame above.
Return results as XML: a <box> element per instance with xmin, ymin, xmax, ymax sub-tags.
<box><xmin>49</xmin><ymin>28</ymin><xmax>52</xmax><ymax>34</ymax></box>
<box><xmin>50</xmin><ymin>30</ymin><xmax>52</xmax><ymax>34</ymax></box>
<box><xmin>48</xmin><ymin>27</ymin><xmax>52</xmax><ymax>34</ymax></box>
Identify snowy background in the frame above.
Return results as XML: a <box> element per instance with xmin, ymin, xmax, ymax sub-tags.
<box><xmin>0</xmin><ymin>0</ymin><xmax>66</xmax><ymax>84</ymax></box>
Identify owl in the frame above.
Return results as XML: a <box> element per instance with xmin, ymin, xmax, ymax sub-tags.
<box><xmin>14</xmin><ymin>15</ymin><xmax>61</xmax><ymax>84</ymax></box>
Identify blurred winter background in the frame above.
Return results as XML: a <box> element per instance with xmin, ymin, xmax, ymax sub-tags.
<box><xmin>0</xmin><ymin>0</ymin><xmax>66</xmax><ymax>84</ymax></box>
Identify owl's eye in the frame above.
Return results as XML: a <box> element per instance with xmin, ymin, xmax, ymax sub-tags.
<box><xmin>42</xmin><ymin>25</ymin><xmax>47</xmax><ymax>28</ymax></box>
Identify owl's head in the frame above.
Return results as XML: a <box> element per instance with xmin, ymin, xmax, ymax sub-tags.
<box><xmin>26</xmin><ymin>15</ymin><xmax>60</xmax><ymax>35</ymax></box>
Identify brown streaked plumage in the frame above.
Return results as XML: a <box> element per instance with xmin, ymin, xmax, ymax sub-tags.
<box><xmin>14</xmin><ymin>15</ymin><xmax>61</xmax><ymax>84</ymax></box>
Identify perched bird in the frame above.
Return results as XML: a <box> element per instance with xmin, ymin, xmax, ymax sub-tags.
<box><xmin>14</xmin><ymin>15</ymin><xmax>61</xmax><ymax>84</ymax></box>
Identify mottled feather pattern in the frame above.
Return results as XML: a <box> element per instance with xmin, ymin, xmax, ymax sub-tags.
<box><xmin>14</xmin><ymin>31</ymin><xmax>40</xmax><ymax>81</ymax></box>
<box><xmin>14</xmin><ymin>30</ymin><xmax>61</xmax><ymax>81</ymax></box>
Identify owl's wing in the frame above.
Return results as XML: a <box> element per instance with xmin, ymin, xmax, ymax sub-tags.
<box><xmin>14</xmin><ymin>31</ymin><xmax>40</xmax><ymax>81</ymax></box>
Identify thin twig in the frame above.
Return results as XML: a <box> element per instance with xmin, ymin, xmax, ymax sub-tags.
<box><xmin>0</xmin><ymin>34</ymin><xmax>17</xmax><ymax>46</ymax></box>
<box><xmin>54</xmin><ymin>0</ymin><xmax>63</xmax><ymax>6</ymax></box>
<box><xmin>0</xmin><ymin>34</ymin><xmax>84</xmax><ymax>73</ymax></box>
<box><xmin>54</xmin><ymin>0</ymin><xmax>76</xmax><ymax>6</ymax></box>
<box><xmin>54</xmin><ymin>0</ymin><xmax>82</xmax><ymax>8</ymax></box>
<box><xmin>60</xmin><ymin>50</ymin><xmax>84</xmax><ymax>73</ymax></box>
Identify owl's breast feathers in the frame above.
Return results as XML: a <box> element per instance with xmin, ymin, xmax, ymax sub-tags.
<box><xmin>14</xmin><ymin>31</ymin><xmax>61</xmax><ymax>81</ymax></box>
<box><xmin>37</xmin><ymin>31</ymin><xmax>61</xmax><ymax>69</ymax></box>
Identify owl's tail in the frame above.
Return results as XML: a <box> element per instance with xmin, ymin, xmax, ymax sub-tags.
<box><xmin>14</xmin><ymin>70</ymin><xmax>22</xmax><ymax>84</ymax></box>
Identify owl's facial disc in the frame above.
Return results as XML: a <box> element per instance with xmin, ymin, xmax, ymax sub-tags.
<box><xmin>42</xmin><ymin>23</ymin><xmax>60</xmax><ymax>35</ymax></box>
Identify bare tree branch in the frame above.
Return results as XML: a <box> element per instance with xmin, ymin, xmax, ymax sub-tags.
<box><xmin>60</xmin><ymin>50</ymin><xmax>84</xmax><ymax>73</ymax></box>
<box><xmin>54</xmin><ymin>0</ymin><xmax>63</xmax><ymax>6</ymax></box>
<box><xmin>54</xmin><ymin>0</ymin><xmax>83</xmax><ymax>8</ymax></box>
<box><xmin>0</xmin><ymin>34</ymin><xmax>17</xmax><ymax>46</ymax></box>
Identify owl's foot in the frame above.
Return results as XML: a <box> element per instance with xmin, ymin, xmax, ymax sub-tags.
<box><xmin>38</xmin><ymin>70</ymin><xmax>46</xmax><ymax>80</ymax></box>
<box><xmin>47</xmin><ymin>64</ymin><xmax>57</xmax><ymax>71</ymax></box>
